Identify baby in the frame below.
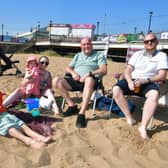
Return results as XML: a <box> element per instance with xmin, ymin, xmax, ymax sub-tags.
<box><xmin>22</xmin><ymin>56</ymin><xmax>40</xmax><ymax>96</ymax></box>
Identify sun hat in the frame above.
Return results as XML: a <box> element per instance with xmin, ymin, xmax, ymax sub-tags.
<box><xmin>26</xmin><ymin>55</ymin><xmax>38</xmax><ymax>67</ymax></box>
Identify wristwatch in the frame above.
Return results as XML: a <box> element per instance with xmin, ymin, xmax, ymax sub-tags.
<box><xmin>89</xmin><ymin>71</ymin><xmax>93</xmax><ymax>77</ymax></box>
<box><xmin>147</xmin><ymin>78</ymin><xmax>151</xmax><ymax>83</ymax></box>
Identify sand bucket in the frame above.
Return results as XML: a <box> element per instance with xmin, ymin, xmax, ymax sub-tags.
<box><xmin>24</xmin><ymin>98</ymin><xmax>40</xmax><ymax>117</ymax></box>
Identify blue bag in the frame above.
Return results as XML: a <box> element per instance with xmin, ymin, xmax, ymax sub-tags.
<box><xmin>96</xmin><ymin>96</ymin><xmax>135</xmax><ymax>117</ymax></box>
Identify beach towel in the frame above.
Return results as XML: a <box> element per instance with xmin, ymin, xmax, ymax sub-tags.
<box><xmin>8</xmin><ymin>110</ymin><xmax>56</xmax><ymax>136</ymax></box>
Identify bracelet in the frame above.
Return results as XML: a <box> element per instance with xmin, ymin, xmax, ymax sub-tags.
<box><xmin>147</xmin><ymin>78</ymin><xmax>151</xmax><ymax>83</ymax></box>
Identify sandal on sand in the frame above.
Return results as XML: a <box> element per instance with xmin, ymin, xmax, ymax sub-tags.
<box><xmin>62</xmin><ymin>105</ymin><xmax>79</xmax><ymax>117</ymax></box>
<box><xmin>76</xmin><ymin>114</ymin><xmax>87</xmax><ymax>128</ymax></box>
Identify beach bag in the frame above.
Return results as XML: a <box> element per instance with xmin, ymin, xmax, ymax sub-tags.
<box><xmin>96</xmin><ymin>96</ymin><xmax>135</xmax><ymax>117</ymax></box>
<box><xmin>39</xmin><ymin>96</ymin><xmax>53</xmax><ymax>110</ymax></box>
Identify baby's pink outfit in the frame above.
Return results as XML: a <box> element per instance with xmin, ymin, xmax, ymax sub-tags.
<box><xmin>25</xmin><ymin>66</ymin><xmax>40</xmax><ymax>96</ymax></box>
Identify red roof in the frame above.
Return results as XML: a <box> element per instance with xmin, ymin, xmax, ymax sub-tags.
<box><xmin>71</xmin><ymin>24</ymin><xmax>96</xmax><ymax>29</ymax></box>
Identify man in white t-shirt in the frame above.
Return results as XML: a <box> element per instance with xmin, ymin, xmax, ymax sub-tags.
<box><xmin>112</xmin><ymin>33</ymin><xmax>168</xmax><ymax>139</ymax></box>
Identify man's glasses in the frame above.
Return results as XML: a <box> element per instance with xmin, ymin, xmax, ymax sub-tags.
<box><xmin>40</xmin><ymin>61</ymin><xmax>49</xmax><ymax>66</ymax></box>
<box><xmin>144</xmin><ymin>38</ymin><xmax>156</xmax><ymax>44</ymax></box>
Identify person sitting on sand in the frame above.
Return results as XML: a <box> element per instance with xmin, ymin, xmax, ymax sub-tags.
<box><xmin>112</xmin><ymin>33</ymin><xmax>168</xmax><ymax>139</ymax></box>
<box><xmin>0</xmin><ymin>95</ymin><xmax>51</xmax><ymax>149</ymax></box>
<box><xmin>3</xmin><ymin>55</ymin><xmax>60</xmax><ymax>115</ymax></box>
<box><xmin>38</xmin><ymin>56</ymin><xmax>60</xmax><ymax>115</ymax></box>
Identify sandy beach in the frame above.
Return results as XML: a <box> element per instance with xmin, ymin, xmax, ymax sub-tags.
<box><xmin>0</xmin><ymin>53</ymin><xmax>168</xmax><ymax>168</ymax></box>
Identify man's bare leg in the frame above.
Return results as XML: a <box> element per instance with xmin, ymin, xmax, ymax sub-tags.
<box><xmin>113</xmin><ymin>86</ymin><xmax>136</xmax><ymax>125</ymax></box>
<box><xmin>138</xmin><ymin>90</ymin><xmax>158</xmax><ymax>139</ymax></box>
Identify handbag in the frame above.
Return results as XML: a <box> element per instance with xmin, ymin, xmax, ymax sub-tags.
<box><xmin>96</xmin><ymin>96</ymin><xmax>135</xmax><ymax>117</ymax></box>
<box><xmin>39</xmin><ymin>96</ymin><xmax>53</xmax><ymax>110</ymax></box>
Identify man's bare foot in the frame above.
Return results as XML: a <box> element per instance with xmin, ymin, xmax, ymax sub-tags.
<box><xmin>138</xmin><ymin>126</ymin><xmax>149</xmax><ymax>140</ymax></box>
<box><xmin>127</xmin><ymin>118</ymin><xmax>136</xmax><ymax>126</ymax></box>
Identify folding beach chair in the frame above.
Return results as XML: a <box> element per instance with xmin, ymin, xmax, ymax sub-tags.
<box><xmin>90</xmin><ymin>41</ymin><xmax>109</xmax><ymax>115</ymax></box>
<box><xmin>61</xmin><ymin>73</ymin><xmax>105</xmax><ymax>115</ymax></box>
<box><xmin>61</xmin><ymin>41</ymin><xmax>109</xmax><ymax>115</ymax></box>
<box><xmin>107</xmin><ymin>45</ymin><xmax>168</xmax><ymax>130</ymax></box>
<box><xmin>0</xmin><ymin>48</ymin><xmax>22</xmax><ymax>76</ymax></box>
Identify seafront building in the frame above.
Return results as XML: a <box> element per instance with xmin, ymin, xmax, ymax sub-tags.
<box><xmin>1</xmin><ymin>21</ymin><xmax>168</xmax><ymax>44</ymax></box>
<box><xmin>1</xmin><ymin>22</ymin><xmax>168</xmax><ymax>63</ymax></box>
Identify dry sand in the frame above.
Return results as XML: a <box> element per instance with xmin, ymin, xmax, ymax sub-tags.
<box><xmin>0</xmin><ymin>54</ymin><xmax>168</xmax><ymax>168</ymax></box>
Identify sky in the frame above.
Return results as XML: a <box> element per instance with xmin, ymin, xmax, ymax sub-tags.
<box><xmin>1</xmin><ymin>0</ymin><xmax>168</xmax><ymax>35</ymax></box>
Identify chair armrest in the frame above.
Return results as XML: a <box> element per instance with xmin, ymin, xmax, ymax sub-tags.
<box><xmin>64</xmin><ymin>72</ymin><xmax>74</xmax><ymax>79</ymax></box>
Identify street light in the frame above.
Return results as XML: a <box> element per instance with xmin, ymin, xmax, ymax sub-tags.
<box><xmin>103</xmin><ymin>13</ymin><xmax>107</xmax><ymax>37</ymax></box>
<box><xmin>49</xmin><ymin>20</ymin><xmax>52</xmax><ymax>42</ymax></box>
<box><xmin>134</xmin><ymin>27</ymin><xmax>137</xmax><ymax>34</ymax></box>
<box><xmin>96</xmin><ymin>21</ymin><xmax>100</xmax><ymax>36</ymax></box>
<box><xmin>1</xmin><ymin>24</ymin><xmax>4</xmax><ymax>41</ymax></box>
<box><xmin>147</xmin><ymin>11</ymin><xmax>153</xmax><ymax>33</ymax></box>
<box><xmin>37</xmin><ymin>21</ymin><xmax>40</xmax><ymax>41</ymax></box>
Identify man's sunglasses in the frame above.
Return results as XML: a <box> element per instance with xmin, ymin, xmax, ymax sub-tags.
<box><xmin>144</xmin><ymin>38</ymin><xmax>156</xmax><ymax>44</ymax></box>
<box><xmin>40</xmin><ymin>61</ymin><xmax>49</xmax><ymax>66</ymax></box>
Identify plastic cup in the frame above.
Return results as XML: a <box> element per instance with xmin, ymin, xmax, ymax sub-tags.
<box><xmin>134</xmin><ymin>86</ymin><xmax>140</xmax><ymax>93</ymax></box>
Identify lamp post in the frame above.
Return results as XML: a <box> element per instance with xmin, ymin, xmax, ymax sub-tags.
<box><xmin>49</xmin><ymin>20</ymin><xmax>52</xmax><ymax>42</ymax></box>
<box><xmin>103</xmin><ymin>13</ymin><xmax>107</xmax><ymax>37</ymax></box>
<box><xmin>37</xmin><ymin>21</ymin><xmax>40</xmax><ymax>41</ymax></box>
<box><xmin>1</xmin><ymin>24</ymin><xmax>4</xmax><ymax>41</ymax></box>
<box><xmin>96</xmin><ymin>21</ymin><xmax>100</xmax><ymax>36</ymax></box>
<box><xmin>134</xmin><ymin>27</ymin><xmax>137</xmax><ymax>34</ymax></box>
<box><xmin>147</xmin><ymin>11</ymin><xmax>153</xmax><ymax>33</ymax></box>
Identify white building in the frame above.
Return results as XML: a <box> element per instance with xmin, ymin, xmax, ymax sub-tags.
<box><xmin>50</xmin><ymin>24</ymin><xmax>71</xmax><ymax>36</ymax></box>
<box><xmin>70</xmin><ymin>24</ymin><xmax>96</xmax><ymax>39</ymax></box>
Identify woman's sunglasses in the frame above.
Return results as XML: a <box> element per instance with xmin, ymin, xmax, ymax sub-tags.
<box><xmin>40</xmin><ymin>61</ymin><xmax>49</xmax><ymax>66</ymax></box>
<box><xmin>144</xmin><ymin>38</ymin><xmax>156</xmax><ymax>44</ymax></box>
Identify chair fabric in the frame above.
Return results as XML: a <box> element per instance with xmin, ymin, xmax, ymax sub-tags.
<box><xmin>126</xmin><ymin>46</ymin><xmax>143</xmax><ymax>63</ymax></box>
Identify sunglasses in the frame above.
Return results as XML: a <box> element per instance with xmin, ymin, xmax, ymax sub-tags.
<box><xmin>144</xmin><ymin>38</ymin><xmax>156</xmax><ymax>44</ymax></box>
<box><xmin>40</xmin><ymin>61</ymin><xmax>49</xmax><ymax>66</ymax></box>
